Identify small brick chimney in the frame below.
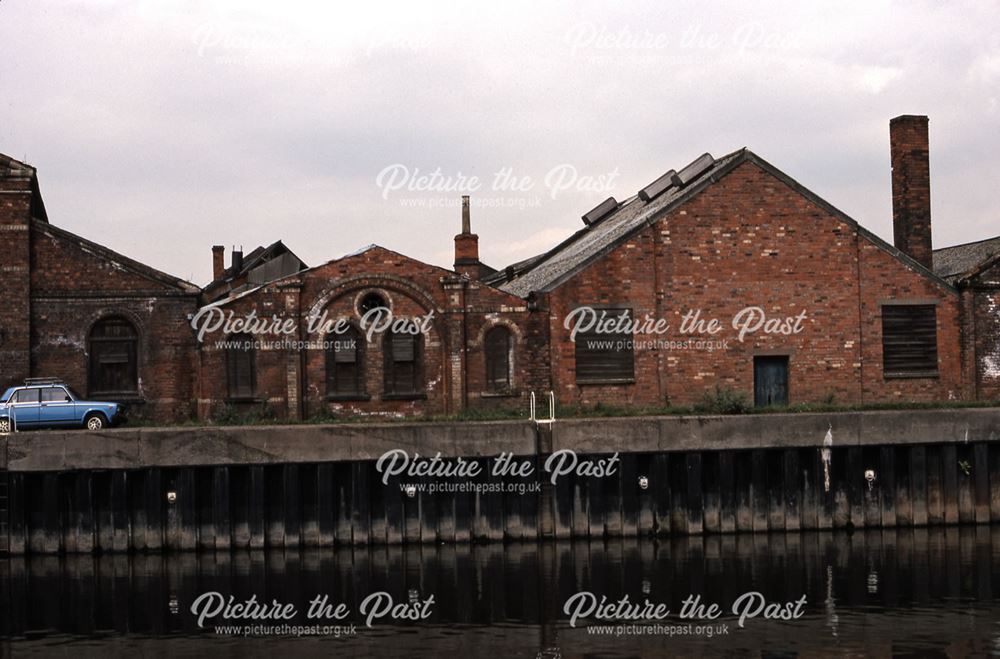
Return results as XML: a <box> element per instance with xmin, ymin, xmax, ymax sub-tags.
<box><xmin>212</xmin><ymin>245</ymin><xmax>225</xmax><ymax>280</ymax></box>
<box><xmin>454</xmin><ymin>196</ymin><xmax>482</xmax><ymax>279</ymax></box>
<box><xmin>890</xmin><ymin>115</ymin><xmax>933</xmax><ymax>269</ymax></box>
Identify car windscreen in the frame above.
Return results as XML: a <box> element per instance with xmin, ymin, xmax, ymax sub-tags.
<box><xmin>0</xmin><ymin>387</ymin><xmax>14</xmax><ymax>404</ymax></box>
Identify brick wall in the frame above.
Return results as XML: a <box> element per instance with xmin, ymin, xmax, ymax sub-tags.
<box><xmin>196</xmin><ymin>246</ymin><xmax>538</xmax><ymax>421</ymax></box>
<box><xmin>25</xmin><ymin>220</ymin><xmax>199</xmax><ymax>422</ymax></box>
<box><xmin>972</xmin><ymin>261</ymin><xmax>1000</xmax><ymax>399</ymax></box>
<box><xmin>0</xmin><ymin>165</ymin><xmax>34</xmax><ymax>388</ymax></box>
<box><xmin>543</xmin><ymin>160</ymin><xmax>964</xmax><ymax>408</ymax></box>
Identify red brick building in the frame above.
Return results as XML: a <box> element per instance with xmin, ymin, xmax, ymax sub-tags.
<box><xmin>2</xmin><ymin>116</ymin><xmax>998</xmax><ymax>423</ymax></box>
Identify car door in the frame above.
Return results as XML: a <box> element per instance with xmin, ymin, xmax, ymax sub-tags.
<box><xmin>39</xmin><ymin>387</ymin><xmax>76</xmax><ymax>425</ymax></box>
<box><xmin>9</xmin><ymin>388</ymin><xmax>41</xmax><ymax>426</ymax></box>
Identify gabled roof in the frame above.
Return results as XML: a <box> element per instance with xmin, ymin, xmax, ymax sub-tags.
<box><xmin>932</xmin><ymin>236</ymin><xmax>1000</xmax><ymax>283</ymax></box>
<box><xmin>34</xmin><ymin>219</ymin><xmax>200</xmax><ymax>294</ymax></box>
<box><xmin>208</xmin><ymin>240</ymin><xmax>307</xmax><ymax>286</ymax></box>
<box><xmin>492</xmin><ymin>148</ymin><xmax>955</xmax><ymax>298</ymax></box>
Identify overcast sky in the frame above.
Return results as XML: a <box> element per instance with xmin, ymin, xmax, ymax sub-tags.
<box><xmin>2</xmin><ymin>0</ymin><xmax>998</xmax><ymax>285</ymax></box>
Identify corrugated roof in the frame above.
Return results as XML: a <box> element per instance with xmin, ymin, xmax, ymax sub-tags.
<box><xmin>497</xmin><ymin>149</ymin><xmax>746</xmax><ymax>297</ymax></box>
<box><xmin>932</xmin><ymin>236</ymin><xmax>1000</xmax><ymax>282</ymax></box>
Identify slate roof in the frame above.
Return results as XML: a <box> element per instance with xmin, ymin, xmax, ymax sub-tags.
<box><xmin>492</xmin><ymin>149</ymin><xmax>745</xmax><ymax>298</ymax></box>
<box><xmin>932</xmin><ymin>236</ymin><xmax>1000</xmax><ymax>282</ymax></box>
<box><xmin>490</xmin><ymin>148</ymin><xmax>954</xmax><ymax>299</ymax></box>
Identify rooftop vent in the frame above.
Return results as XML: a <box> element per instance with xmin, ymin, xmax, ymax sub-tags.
<box><xmin>638</xmin><ymin>169</ymin><xmax>677</xmax><ymax>202</ymax></box>
<box><xmin>674</xmin><ymin>153</ymin><xmax>715</xmax><ymax>187</ymax></box>
<box><xmin>581</xmin><ymin>197</ymin><xmax>618</xmax><ymax>226</ymax></box>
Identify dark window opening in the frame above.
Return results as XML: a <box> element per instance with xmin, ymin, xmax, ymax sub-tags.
<box><xmin>754</xmin><ymin>356</ymin><xmax>789</xmax><ymax>407</ymax></box>
<box><xmin>327</xmin><ymin>326</ymin><xmax>365</xmax><ymax>398</ymax></box>
<box><xmin>384</xmin><ymin>331</ymin><xmax>422</xmax><ymax>396</ymax></box>
<box><xmin>484</xmin><ymin>326</ymin><xmax>513</xmax><ymax>392</ymax></box>
<box><xmin>359</xmin><ymin>292</ymin><xmax>389</xmax><ymax>323</ymax></box>
<box><xmin>882</xmin><ymin>304</ymin><xmax>938</xmax><ymax>377</ymax></box>
<box><xmin>574</xmin><ymin>308</ymin><xmax>635</xmax><ymax>383</ymax></box>
<box><xmin>226</xmin><ymin>332</ymin><xmax>256</xmax><ymax>399</ymax></box>
<box><xmin>88</xmin><ymin>317</ymin><xmax>139</xmax><ymax>396</ymax></box>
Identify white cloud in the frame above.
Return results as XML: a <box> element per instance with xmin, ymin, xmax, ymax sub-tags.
<box><xmin>0</xmin><ymin>0</ymin><xmax>998</xmax><ymax>284</ymax></box>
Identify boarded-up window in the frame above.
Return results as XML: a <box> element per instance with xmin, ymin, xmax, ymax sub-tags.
<box><xmin>226</xmin><ymin>333</ymin><xmax>256</xmax><ymax>399</ymax></box>
<box><xmin>882</xmin><ymin>304</ymin><xmax>938</xmax><ymax>376</ymax></box>
<box><xmin>88</xmin><ymin>317</ymin><xmax>139</xmax><ymax>395</ymax></box>
<box><xmin>485</xmin><ymin>326</ymin><xmax>512</xmax><ymax>391</ymax></box>
<box><xmin>327</xmin><ymin>326</ymin><xmax>364</xmax><ymax>397</ymax></box>
<box><xmin>384</xmin><ymin>331</ymin><xmax>422</xmax><ymax>396</ymax></box>
<box><xmin>574</xmin><ymin>308</ymin><xmax>635</xmax><ymax>383</ymax></box>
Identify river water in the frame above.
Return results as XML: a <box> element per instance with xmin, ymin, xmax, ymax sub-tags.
<box><xmin>2</xmin><ymin>527</ymin><xmax>999</xmax><ymax>657</ymax></box>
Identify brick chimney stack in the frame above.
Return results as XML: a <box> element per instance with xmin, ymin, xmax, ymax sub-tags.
<box><xmin>454</xmin><ymin>195</ymin><xmax>482</xmax><ymax>279</ymax></box>
<box><xmin>212</xmin><ymin>245</ymin><xmax>225</xmax><ymax>280</ymax></box>
<box><xmin>890</xmin><ymin>115</ymin><xmax>933</xmax><ymax>269</ymax></box>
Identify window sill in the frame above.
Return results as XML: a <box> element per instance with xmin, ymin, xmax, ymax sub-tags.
<box><xmin>326</xmin><ymin>394</ymin><xmax>371</xmax><ymax>402</ymax></box>
<box><xmin>382</xmin><ymin>392</ymin><xmax>428</xmax><ymax>401</ymax></box>
<box><xmin>576</xmin><ymin>378</ymin><xmax>636</xmax><ymax>386</ymax></box>
<box><xmin>883</xmin><ymin>371</ymin><xmax>939</xmax><ymax>380</ymax></box>
<box><xmin>480</xmin><ymin>390</ymin><xmax>520</xmax><ymax>398</ymax></box>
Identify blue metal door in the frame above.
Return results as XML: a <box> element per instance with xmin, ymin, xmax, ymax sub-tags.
<box><xmin>754</xmin><ymin>356</ymin><xmax>789</xmax><ymax>407</ymax></box>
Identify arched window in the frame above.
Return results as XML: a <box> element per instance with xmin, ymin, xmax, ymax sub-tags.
<box><xmin>327</xmin><ymin>325</ymin><xmax>364</xmax><ymax>398</ymax></box>
<box><xmin>484</xmin><ymin>326</ymin><xmax>513</xmax><ymax>392</ymax></box>
<box><xmin>226</xmin><ymin>333</ymin><xmax>256</xmax><ymax>399</ymax></box>
<box><xmin>383</xmin><ymin>330</ymin><xmax>422</xmax><ymax>397</ymax></box>
<box><xmin>88</xmin><ymin>317</ymin><xmax>138</xmax><ymax>396</ymax></box>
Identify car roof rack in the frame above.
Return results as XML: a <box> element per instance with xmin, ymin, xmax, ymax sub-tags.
<box><xmin>23</xmin><ymin>377</ymin><xmax>65</xmax><ymax>385</ymax></box>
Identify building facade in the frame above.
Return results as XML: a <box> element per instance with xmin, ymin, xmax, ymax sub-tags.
<box><xmin>2</xmin><ymin>116</ymin><xmax>998</xmax><ymax>423</ymax></box>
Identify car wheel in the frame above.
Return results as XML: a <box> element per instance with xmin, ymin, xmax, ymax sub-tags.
<box><xmin>85</xmin><ymin>414</ymin><xmax>106</xmax><ymax>431</ymax></box>
<box><xmin>0</xmin><ymin>417</ymin><xmax>10</xmax><ymax>433</ymax></box>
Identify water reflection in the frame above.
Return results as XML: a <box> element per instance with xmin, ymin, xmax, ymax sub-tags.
<box><xmin>3</xmin><ymin>527</ymin><xmax>1000</xmax><ymax>657</ymax></box>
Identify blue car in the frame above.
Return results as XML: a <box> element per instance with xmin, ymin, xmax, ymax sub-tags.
<box><xmin>0</xmin><ymin>380</ymin><xmax>125</xmax><ymax>432</ymax></box>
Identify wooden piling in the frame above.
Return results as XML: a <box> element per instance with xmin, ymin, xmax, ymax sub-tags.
<box><xmin>248</xmin><ymin>465</ymin><xmax>265</xmax><ymax>549</ymax></box>
<box><xmin>284</xmin><ymin>464</ymin><xmax>302</xmax><ymax>548</ymax></box>
<box><xmin>911</xmin><ymin>446</ymin><xmax>928</xmax><ymax>526</ymax></box>
<box><xmin>213</xmin><ymin>467</ymin><xmax>231</xmax><ymax>550</ymax></box>
<box><xmin>750</xmin><ymin>450</ymin><xmax>768</xmax><ymax>532</ymax></box>
<box><xmin>651</xmin><ymin>453</ymin><xmax>671</xmax><ymax>536</ymax></box>
<box><xmin>973</xmin><ymin>443</ymin><xmax>990</xmax><ymax>524</ymax></box>
<box><xmin>317</xmin><ymin>463</ymin><xmax>336</xmax><ymax>547</ymax></box>
<box><xmin>783</xmin><ymin>449</ymin><xmax>801</xmax><ymax>532</ymax></box>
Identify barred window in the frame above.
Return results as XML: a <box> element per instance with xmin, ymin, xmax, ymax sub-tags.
<box><xmin>88</xmin><ymin>317</ymin><xmax>138</xmax><ymax>396</ymax></box>
<box><xmin>574</xmin><ymin>308</ymin><xmax>635</xmax><ymax>383</ymax></box>
<box><xmin>882</xmin><ymin>304</ymin><xmax>938</xmax><ymax>376</ymax></box>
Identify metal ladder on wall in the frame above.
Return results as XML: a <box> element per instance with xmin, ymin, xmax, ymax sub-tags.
<box><xmin>0</xmin><ymin>470</ymin><xmax>8</xmax><ymax>554</ymax></box>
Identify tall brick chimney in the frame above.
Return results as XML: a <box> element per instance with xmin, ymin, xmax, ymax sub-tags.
<box><xmin>454</xmin><ymin>196</ymin><xmax>482</xmax><ymax>279</ymax></box>
<box><xmin>212</xmin><ymin>245</ymin><xmax>225</xmax><ymax>280</ymax></box>
<box><xmin>890</xmin><ymin>115</ymin><xmax>933</xmax><ymax>269</ymax></box>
